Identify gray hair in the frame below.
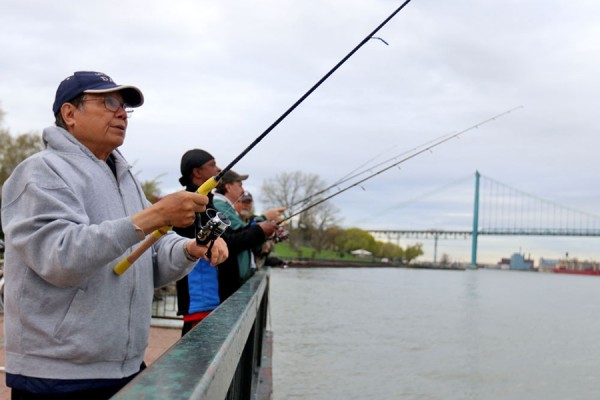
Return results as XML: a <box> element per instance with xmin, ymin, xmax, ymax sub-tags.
<box><xmin>54</xmin><ymin>94</ymin><xmax>86</xmax><ymax>130</ymax></box>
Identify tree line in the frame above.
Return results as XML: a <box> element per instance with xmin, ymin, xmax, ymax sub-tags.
<box><xmin>261</xmin><ymin>172</ymin><xmax>424</xmax><ymax>263</ymax></box>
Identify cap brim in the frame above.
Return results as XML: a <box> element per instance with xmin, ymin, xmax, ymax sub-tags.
<box><xmin>239</xmin><ymin>174</ymin><xmax>249</xmax><ymax>181</ymax></box>
<box><xmin>84</xmin><ymin>85</ymin><xmax>144</xmax><ymax>108</ymax></box>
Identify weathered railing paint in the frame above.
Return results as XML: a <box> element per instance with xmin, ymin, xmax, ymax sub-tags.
<box><xmin>113</xmin><ymin>269</ymin><xmax>270</xmax><ymax>400</ymax></box>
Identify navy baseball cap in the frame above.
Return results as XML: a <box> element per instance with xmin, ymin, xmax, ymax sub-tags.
<box><xmin>52</xmin><ymin>71</ymin><xmax>144</xmax><ymax>115</ymax></box>
<box><xmin>239</xmin><ymin>191</ymin><xmax>253</xmax><ymax>202</ymax></box>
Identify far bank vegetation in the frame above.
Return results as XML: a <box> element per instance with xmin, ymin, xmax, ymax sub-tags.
<box><xmin>261</xmin><ymin>171</ymin><xmax>423</xmax><ymax>264</ymax></box>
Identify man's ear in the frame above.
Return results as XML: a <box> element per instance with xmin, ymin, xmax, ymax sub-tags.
<box><xmin>60</xmin><ymin>103</ymin><xmax>79</xmax><ymax>129</ymax></box>
<box><xmin>191</xmin><ymin>167</ymin><xmax>203</xmax><ymax>180</ymax></box>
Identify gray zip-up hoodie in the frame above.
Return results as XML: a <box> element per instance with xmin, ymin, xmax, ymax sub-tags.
<box><xmin>1</xmin><ymin>126</ymin><xmax>195</xmax><ymax>380</ymax></box>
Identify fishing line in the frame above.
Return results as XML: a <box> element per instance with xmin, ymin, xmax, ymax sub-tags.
<box><xmin>114</xmin><ymin>0</ymin><xmax>415</xmax><ymax>274</ymax></box>
<box><xmin>352</xmin><ymin>174</ymin><xmax>473</xmax><ymax>224</ymax></box>
<box><xmin>279</xmin><ymin>106</ymin><xmax>523</xmax><ymax>224</ymax></box>
<box><xmin>288</xmin><ymin>129</ymin><xmax>461</xmax><ymax>211</ymax></box>
<box><xmin>336</xmin><ymin>144</ymin><xmax>399</xmax><ymax>184</ymax></box>
<box><xmin>285</xmin><ymin>145</ymin><xmax>403</xmax><ymax>212</ymax></box>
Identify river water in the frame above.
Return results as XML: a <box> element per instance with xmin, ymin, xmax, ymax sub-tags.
<box><xmin>269</xmin><ymin>267</ymin><xmax>600</xmax><ymax>400</ymax></box>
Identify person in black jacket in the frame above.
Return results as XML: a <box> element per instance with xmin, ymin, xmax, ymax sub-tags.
<box><xmin>175</xmin><ymin>149</ymin><xmax>278</xmax><ymax>335</ymax></box>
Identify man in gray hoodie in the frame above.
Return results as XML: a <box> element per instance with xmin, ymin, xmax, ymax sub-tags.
<box><xmin>0</xmin><ymin>71</ymin><xmax>228</xmax><ymax>399</ymax></box>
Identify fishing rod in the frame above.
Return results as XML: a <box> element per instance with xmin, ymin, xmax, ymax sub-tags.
<box><xmin>114</xmin><ymin>0</ymin><xmax>415</xmax><ymax>275</ymax></box>
<box><xmin>278</xmin><ymin>106</ymin><xmax>523</xmax><ymax>224</ymax></box>
<box><xmin>288</xmin><ymin>129</ymin><xmax>461</xmax><ymax>211</ymax></box>
<box><xmin>335</xmin><ymin>145</ymin><xmax>398</xmax><ymax>186</ymax></box>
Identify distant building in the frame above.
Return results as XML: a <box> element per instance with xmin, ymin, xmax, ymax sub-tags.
<box><xmin>510</xmin><ymin>253</ymin><xmax>534</xmax><ymax>270</ymax></box>
<box><xmin>350</xmin><ymin>249</ymin><xmax>372</xmax><ymax>258</ymax></box>
<box><xmin>497</xmin><ymin>258</ymin><xmax>511</xmax><ymax>270</ymax></box>
<box><xmin>538</xmin><ymin>258</ymin><xmax>559</xmax><ymax>273</ymax></box>
<box><xmin>497</xmin><ymin>253</ymin><xmax>534</xmax><ymax>271</ymax></box>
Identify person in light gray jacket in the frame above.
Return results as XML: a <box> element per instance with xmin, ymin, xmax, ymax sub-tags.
<box><xmin>0</xmin><ymin>71</ymin><xmax>228</xmax><ymax>400</ymax></box>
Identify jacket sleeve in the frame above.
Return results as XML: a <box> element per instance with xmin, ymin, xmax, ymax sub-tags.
<box><xmin>221</xmin><ymin>224</ymin><xmax>266</xmax><ymax>254</ymax></box>
<box><xmin>2</xmin><ymin>176</ymin><xmax>141</xmax><ymax>287</ymax></box>
<box><xmin>152</xmin><ymin>232</ymin><xmax>196</xmax><ymax>289</ymax></box>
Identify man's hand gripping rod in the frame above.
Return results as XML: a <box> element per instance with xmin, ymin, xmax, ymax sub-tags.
<box><xmin>114</xmin><ymin>177</ymin><xmax>219</xmax><ymax>275</ymax></box>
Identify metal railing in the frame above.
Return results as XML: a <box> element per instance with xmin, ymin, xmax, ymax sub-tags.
<box><xmin>152</xmin><ymin>283</ymin><xmax>180</xmax><ymax>320</ymax></box>
<box><xmin>113</xmin><ymin>268</ymin><xmax>271</xmax><ymax>400</ymax></box>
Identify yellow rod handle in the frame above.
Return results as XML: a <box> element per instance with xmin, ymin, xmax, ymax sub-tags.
<box><xmin>114</xmin><ymin>177</ymin><xmax>219</xmax><ymax>275</ymax></box>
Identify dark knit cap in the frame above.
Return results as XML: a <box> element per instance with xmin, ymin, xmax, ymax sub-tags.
<box><xmin>179</xmin><ymin>149</ymin><xmax>215</xmax><ymax>186</ymax></box>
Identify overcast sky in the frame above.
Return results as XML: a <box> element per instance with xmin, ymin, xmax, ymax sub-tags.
<box><xmin>1</xmin><ymin>0</ymin><xmax>599</xmax><ymax>263</ymax></box>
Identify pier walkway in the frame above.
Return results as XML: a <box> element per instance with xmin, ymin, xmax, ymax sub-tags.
<box><xmin>0</xmin><ymin>315</ymin><xmax>182</xmax><ymax>399</ymax></box>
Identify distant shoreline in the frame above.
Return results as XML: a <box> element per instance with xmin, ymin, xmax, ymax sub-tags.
<box><xmin>279</xmin><ymin>259</ymin><xmax>466</xmax><ymax>271</ymax></box>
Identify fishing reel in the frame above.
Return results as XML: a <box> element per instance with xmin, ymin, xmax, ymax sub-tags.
<box><xmin>272</xmin><ymin>225</ymin><xmax>289</xmax><ymax>243</ymax></box>
<box><xmin>196</xmin><ymin>208</ymin><xmax>231</xmax><ymax>258</ymax></box>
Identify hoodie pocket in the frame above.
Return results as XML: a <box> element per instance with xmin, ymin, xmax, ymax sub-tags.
<box><xmin>53</xmin><ymin>287</ymin><xmax>88</xmax><ymax>342</ymax></box>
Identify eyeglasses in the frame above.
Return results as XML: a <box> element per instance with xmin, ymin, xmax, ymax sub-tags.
<box><xmin>81</xmin><ymin>96</ymin><xmax>134</xmax><ymax>117</ymax></box>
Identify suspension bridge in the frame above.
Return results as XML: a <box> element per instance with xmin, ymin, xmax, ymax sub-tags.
<box><xmin>367</xmin><ymin>171</ymin><xmax>600</xmax><ymax>266</ymax></box>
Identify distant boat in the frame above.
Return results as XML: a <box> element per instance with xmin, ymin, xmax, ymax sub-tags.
<box><xmin>553</xmin><ymin>267</ymin><xmax>600</xmax><ymax>276</ymax></box>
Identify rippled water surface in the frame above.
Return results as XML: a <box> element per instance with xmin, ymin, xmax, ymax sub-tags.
<box><xmin>270</xmin><ymin>267</ymin><xmax>600</xmax><ymax>400</ymax></box>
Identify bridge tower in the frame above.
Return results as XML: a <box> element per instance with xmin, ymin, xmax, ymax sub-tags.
<box><xmin>471</xmin><ymin>171</ymin><xmax>480</xmax><ymax>266</ymax></box>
